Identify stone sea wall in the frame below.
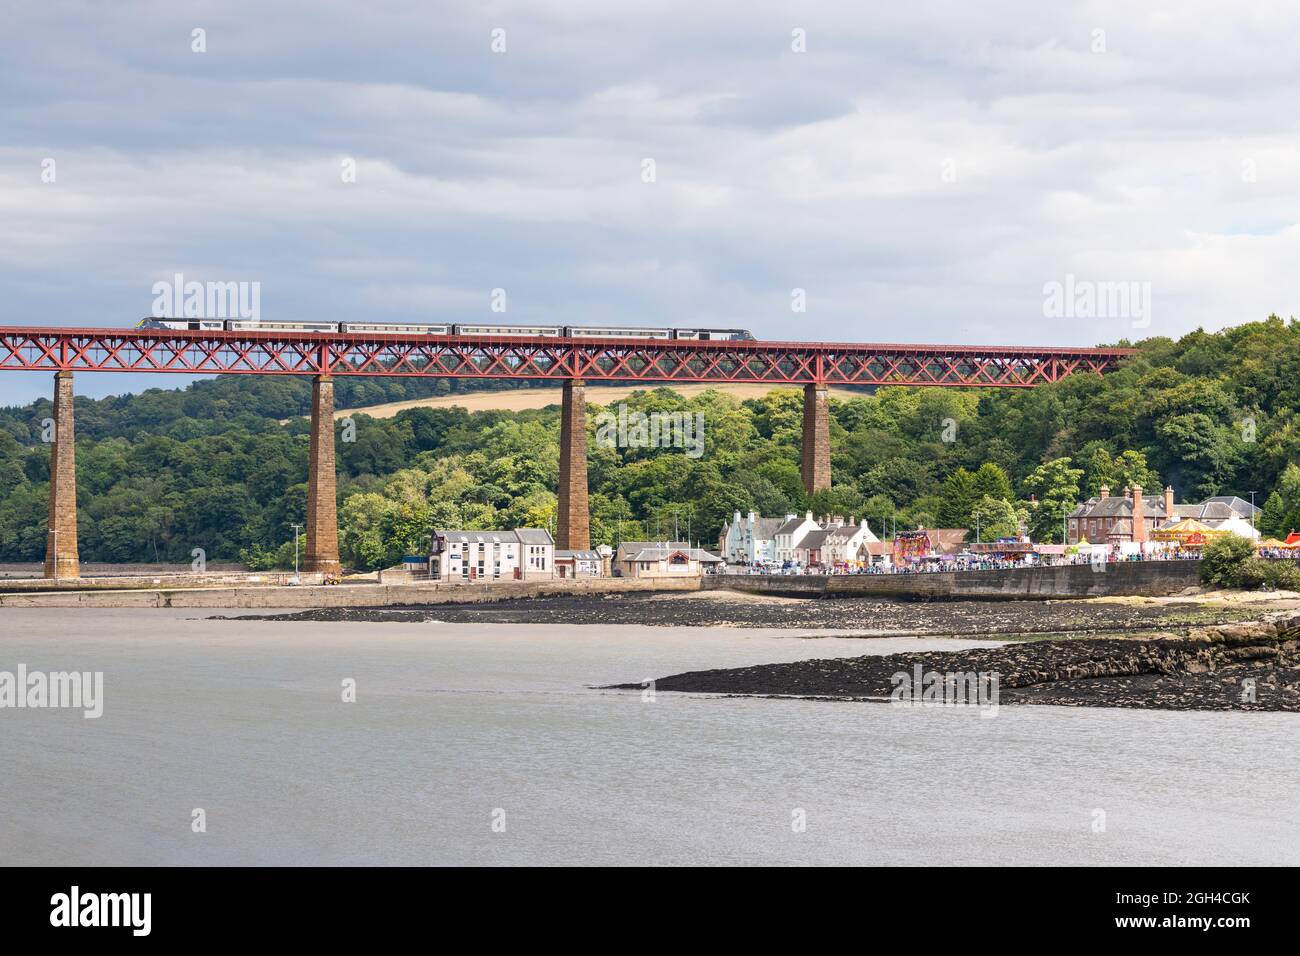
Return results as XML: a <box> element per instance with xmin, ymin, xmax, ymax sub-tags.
<box><xmin>705</xmin><ymin>560</ymin><xmax>1204</xmax><ymax>601</ymax></box>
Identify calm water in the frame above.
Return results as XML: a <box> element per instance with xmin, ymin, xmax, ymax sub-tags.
<box><xmin>1</xmin><ymin>608</ymin><xmax>1296</xmax><ymax>866</ymax></box>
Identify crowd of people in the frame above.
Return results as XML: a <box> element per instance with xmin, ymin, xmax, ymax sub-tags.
<box><xmin>732</xmin><ymin>548</ymin><xmax>1214</xmax><ymax>576</ymax></box>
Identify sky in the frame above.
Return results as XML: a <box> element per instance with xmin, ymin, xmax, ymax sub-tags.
<box><xmin>3</xmin><ymin>1</ymin><xmax>1300</xmax><ymax>405</ymax></box>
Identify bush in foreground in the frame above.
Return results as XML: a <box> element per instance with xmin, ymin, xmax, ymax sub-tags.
<box><xmin>1199</xmin><ymin>534</ymin><xmax>1256</xmax><ymax>588</ymax></box>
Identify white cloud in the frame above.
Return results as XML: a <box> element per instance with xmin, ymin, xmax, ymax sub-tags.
<box><xmin>2</xmin><ymin>0</ymin><xmax>1300</xmax><ymax>404</ymax></box>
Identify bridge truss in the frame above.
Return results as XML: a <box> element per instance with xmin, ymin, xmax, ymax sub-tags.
<box><xmin>0</xmin><ymin>327</ymin><xmax>1135</xmax><ymax>387</ymax></box>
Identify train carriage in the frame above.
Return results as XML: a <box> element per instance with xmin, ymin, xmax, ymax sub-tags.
<box><xmin>137</xmin><ymin>317</ymin><xmax>754</xmax><ymax>341</ymax></box>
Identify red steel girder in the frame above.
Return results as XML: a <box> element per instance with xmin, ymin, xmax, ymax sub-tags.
<box><xmin>0</xmin><ymin>327</ymin><xmax>1137</xmax><ymax>387</ymax></box>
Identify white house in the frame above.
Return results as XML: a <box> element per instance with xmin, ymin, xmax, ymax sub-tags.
<box><xmin>515</xmin><ymin>528</ymin><xmax>555</xmax><ymax>579</ymax></box>
<box><xmin>774</xmin><ymin>512</ymin><xmax>822</xmax><ymax>564</ymax></box>
<box><xmin>430</xmin><ymin>528</ymin><xmax>553</xmax><ymax>583</ymax></box>
<box><xmin>719</xmin><ymin>510</ymin><xmax>784</xmax><ymax>564</ymax></box>
<box><xmin>821</xmin><ymin>517</ymin><xmax>878</xmax><ymax>566</ymax></box>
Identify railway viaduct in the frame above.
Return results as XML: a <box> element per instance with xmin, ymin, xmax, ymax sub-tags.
<box><xmin>0</xmin><ymin>326</ymin><xmax>1135</xmax><ymax>578</ymax></box>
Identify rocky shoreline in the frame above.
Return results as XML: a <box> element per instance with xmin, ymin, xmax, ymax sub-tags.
<box><xmin>609</xmin><ymin>614</ymin><xmax>1300</xmax><ymax>712</ymax></box>
<box><xmin>215</xmin><ymin>589</ymin><xmax>1260</xmax><ymax>635</ymax></box>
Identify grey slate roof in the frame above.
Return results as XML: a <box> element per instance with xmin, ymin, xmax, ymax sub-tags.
<box><xmin>556</xmin><ymin>550</ymin><xmax>601</xmax><ymax>560</ymax></box>
<box><xmin>794</xmin><ymin>529</ymin><xmax>835</xmax><ymax>551</ymax></box>
<box><xmin>615</xmin><ymin>541</ymin><xmax>689</xmax><ymax>563</ymax></box>
<box><xmin>628</xmin><ymin>547</ymin><xmax>723</xmax><ymax>563</ymax></box>
<box><xmin>775</xmin><ymin>517</ymin><xmax>807</xmax><ymax>536</ymax></box>
<box><xmin>436</xmin><ymin>530</ymin><xmax>518</xmax><ymax>545</ymax></box>
<box><xmin>1069</xmin><ymin>495</ymin><xmax>1167</xmax><ymax>521</ymax></box>
<box><xmin>514</xmin><ymin>527</ymin><xmax>555</xmax><ymax>546</ymax></box>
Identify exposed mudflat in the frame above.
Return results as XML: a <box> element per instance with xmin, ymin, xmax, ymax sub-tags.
<box><xmin>217</xmin><ymin>589</ymin><xmax>1257</xmax><ymax>637</ymax></box>
<box><xmin>608</xmin><ymin>632</ymin><xmax>1300</xmax><ymax>712</ymax></box>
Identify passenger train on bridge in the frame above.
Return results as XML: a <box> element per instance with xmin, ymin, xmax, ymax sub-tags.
<box><xmin>137</xmin><ymin>318</ymin><xmax>756</xmax><ymax>341</ymax></box>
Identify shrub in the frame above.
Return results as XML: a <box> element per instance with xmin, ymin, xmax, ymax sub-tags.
<box><xmin>1199</xmin><ymin>534</ymin><xmax>1256</xmax><ymax>588</ymax></box>
<box><xmin>1236</xmin><ymin>557</ymin><xmax>1300</xmax><ymax>591</ymax></box>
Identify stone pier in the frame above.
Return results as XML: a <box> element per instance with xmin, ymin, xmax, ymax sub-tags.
<box><xmin>801</xmin><ymin>382</ymin><xmax>831</xmax><ymax>495</ymax></box>
<box><xmin>556</xmin><ymin>378</ymin><xmax>590</xmax><ymax>550</ymax></box>
<box><xmin>304</xmin><ymin>375</ymin><xmax>341</xmax><ymax>573</ymax></box>
<box><xmin>43</xmin><ymin>370</ymin><xmax>80</xmax><ymax>579</ymax></box>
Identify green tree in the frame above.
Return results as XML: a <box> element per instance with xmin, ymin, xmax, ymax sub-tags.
<box><xmin>1261</xmin><ymin>491</ymin><xmax>1285</xmax><ymax>538</ymax></box>
<box><xmin>968</xmin><ymin>495</ymin><xmax>1019</xmax><ymax>542</ymax></box>
<box><xmin>971</xmin><ymin>463</ymin><xmax>1013</xmax><ymax>502</ymax></box>
<box><xmin>1022</xmin><ymin>457</ymin><xmax>1084</xmax><ymax>543</ymax></box>
<box><xmin>1200</xmin><ymin>534</ymin><xmax>1255</xmax><ymax>588</ymax></box>
<box><xmin>938</xmin><ymin>468</ymin><xmax>977</xmax><ymax>527</ymax></box>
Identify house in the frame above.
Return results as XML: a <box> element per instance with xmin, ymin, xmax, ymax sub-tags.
<box><xmin>429</xmin><ymin>527</ymin><xmax>553</xmax><ymax>583</ymax></box>
<box><xmin>515</xmin><ymin>528</ymin><xmax>555</xmax><ymax>579</ymax></box>
<box><xmin>1171</xmin><ymin>496</ymin><xmax>1262</xmax><ymax>526</ymax></box>
<box><xmin>613</xmin><ymin>540</ymin><xmax>690</xmax><ymax>577</ymax></box>
<box><xmin>430</xmin><ymin>530</ymin><xmax>521</xmax><ymax>582</ymax></box>
<box><xmin>858</xmin><ymin>540</ymin><xmax>892</xmax><ymax>566</ymax></box>
<box><xmin>555</xmin><ymin>549</ymin><xmax>603</xmax><ymax>578</ymax></box>
<box><xmin>774</xmin><ymin>512</ymin><xmax>822</xmax><ymax>564</ymax></box>
<box><xmin>616</xmin><ymin>543</ymin><xmax>724</xmax><ymax>579</ymax></box>
<box><xmin>1067</xmin><ymin>485</ymin><xmax>1261</xmax><ymax>546</ymax></box>
<box><xmin>792</xmin><ymin>526</ymin><xmax>837</xmax><ymax>567</ymax></box>
<box><xmin>718</xmin><ymin>510</ymin><xmax>784</xmax><ymax>565</ymax></box>
<box><xmin>821</xmin><ymin>518</ymin><xmax>878</xmax><ymax>567</ymax></box>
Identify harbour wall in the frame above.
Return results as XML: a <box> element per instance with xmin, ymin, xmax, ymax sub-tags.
<box><xmin>703</xmin><ymin>560</ymin><xmax>1204</xmax><ymax>601</ymax></box>
<box><xmin>0</xmin><ymin>575</ymin><xmax>697</xmax><ymax>609</ymax></box>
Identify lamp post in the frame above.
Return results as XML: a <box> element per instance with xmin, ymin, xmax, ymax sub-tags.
<box><xmin>290</xmin><ymin>523</ymin><xmax>302</xmax><ymax>582</ymax></box>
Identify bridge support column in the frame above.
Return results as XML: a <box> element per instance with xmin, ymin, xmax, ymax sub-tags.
<box><xmin>801</xmin><ymin>382</ymin><xmax>831</xmax><ymax>496</ymax></box>
<box><xmin>44</xmin><ymin>370</ymin><xmax>80</xmax><ymax>579</ymax></box>
<box><xmin>305</xmin><ymin>375</ymin><xmax>341</xmax><ymax>574</ymax></box>
<box><xmin>556</xmin><ymin>379</ymin><xmax>590</xmax><ymax>550</ymax></box>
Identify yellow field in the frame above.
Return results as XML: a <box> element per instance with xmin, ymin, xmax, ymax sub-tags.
<box><xmin>333</xmin><ymin>382</ymin><xmax>866</xmax><ymax>420</ymax></box>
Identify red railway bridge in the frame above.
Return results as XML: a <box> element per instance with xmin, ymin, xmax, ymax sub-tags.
<box><xmin>0</xmin><ymin>325</ymin><xmax>1136</xmax><ymax>579</ymax></box>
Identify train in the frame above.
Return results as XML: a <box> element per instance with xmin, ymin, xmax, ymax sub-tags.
<box><xmin>136</xmin><ymin>318</ymin><xmax>755</xmax><ymax>341</ymax></box>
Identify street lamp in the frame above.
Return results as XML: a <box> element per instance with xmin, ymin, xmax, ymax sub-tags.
<box><xmin>290</xmin><ymin>523</ymin><xmax>302</xmax><ymax>582</ymax></box>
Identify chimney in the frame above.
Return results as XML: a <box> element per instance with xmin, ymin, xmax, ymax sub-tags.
<box><xmin>1164</xmin><ymin>486</ymin><xmax>1174</xmax><ymax>518</ymax></box>
<box><xmin>1099</xmin><ymin>484</ymin><xmax>1109</xmax><ymax>500</ymax></box>
<box><xmin>748</xmin><ymin>511</ymin><xmax>757</xmax><ymax>524</ymax></box>
<box><xmin>1131</xmin><ymin>485</ymin><xmax>1147</xmax><ymax>545</ymax></box>
<box><xmin>806</xmin><ymin>511</ymin><xmax>813</xmax><ymax>522</ymax></box>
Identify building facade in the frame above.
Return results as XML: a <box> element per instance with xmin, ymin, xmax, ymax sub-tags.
<box><xmin>821</xmin><ymin>518</ymin><xmax>878</xmax><ymax>566</ymax></box>
<box><xmin>515</xmin><ymin>528</ymin><xmax>555</xmax><ymax>579</ymax></box>
<box><xmin>774</xmin><ymin>512</ymin><xmax>822</xmax><ymax>564</ymax></box>
<box><xmin>1067</xmin><ymin>485</ymin><xmax>1260</xmax><ymax>546</ymax></box>
<box><xmin>429</xmin><ymin>528</ymin><xmax>553</xmax><ymax>583</ymax></box>
<box><xmin>555</xmin><ymin>549</ymin><xmax>602</xmax><ymax>578</ymax></box>
<box><xmin>718</xmin><ymin>510</ymin><xmax>784</xmax><ymax>564</ymax></box>
<box><xmin>616</xmin><ymin>544</ymin><xmax>724</xmax><ymax>579</ymax></box>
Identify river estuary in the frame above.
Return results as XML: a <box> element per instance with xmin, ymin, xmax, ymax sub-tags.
<box><xmin>1</xmin><ymin>608</ymin><xmax>1296</xmax><ymax>865</ymax></box>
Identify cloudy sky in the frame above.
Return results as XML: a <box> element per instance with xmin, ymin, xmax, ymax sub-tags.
<box><xmin>3</xmin><ymin>1</ymin><xmax>1299</xmax><ymax>404</ymax></box>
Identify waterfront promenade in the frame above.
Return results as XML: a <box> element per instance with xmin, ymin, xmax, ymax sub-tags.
<box><xmin>0</xmin><ymin>559</ymin><xmax>1209</xmax><ymax>607</ymax></box>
